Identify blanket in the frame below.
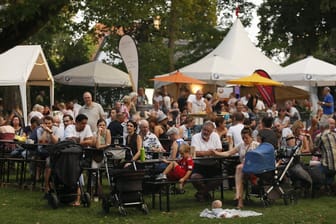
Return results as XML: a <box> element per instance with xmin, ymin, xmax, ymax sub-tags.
<box><xmin>200</xmin><ymin>208</ymin><xmax>262</xmax><ymax>219</ymax></box>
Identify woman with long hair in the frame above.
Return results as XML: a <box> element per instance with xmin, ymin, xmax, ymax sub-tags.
<box><xmin>125</xmin><ymin>120</ymin><xmax>142</xmax><ymax>163</ymax></box>
<box><xmin>214</xmin><ymin>127</ymin><xmax>259</xmax><ymax>208</ymax></box>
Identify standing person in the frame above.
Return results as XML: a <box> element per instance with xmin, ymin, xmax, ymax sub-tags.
<box><xmin>318</xmin><ymin>87</ymin><xmax>334</xmax><ymax>116</ymax></box>
<box><xmin>137</xmin><ymin>87</ymin><xmax>148</xmax><ymax>106</ymax></box>
<box><xmin>187</xmin><ymin>90</ymin><xmax>208</xmax><ymax>125</ymax></box>
<box><xmin>177</xmin><ymin>87</ymin><xmax>190</xmax><ymax>113</ymax></box>
<box><xmin>78</xmin><ymin>92</ymin><xmax>105</xmax><ymax>133</ymax></box>
<box><xmin>190</xmin><ymin>121</ymin><xmax>222</xmax><ymax>202</ymax></box>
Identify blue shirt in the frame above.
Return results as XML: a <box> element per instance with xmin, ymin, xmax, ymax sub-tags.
<box><xmin>322</xmin><ymin>93</ymin><xmax>334</xmax><ymax>115</ymax></box>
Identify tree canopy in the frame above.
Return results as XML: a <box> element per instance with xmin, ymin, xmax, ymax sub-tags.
<box><xmin>257</xmin><ymin>0</ymin><xmax>336</xmax><ymax>64</ymax></box>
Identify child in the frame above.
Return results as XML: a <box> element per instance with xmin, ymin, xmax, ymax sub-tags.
<box><xmin>156</xmin><ymin>144</ymin><xmax>194</xmax><ymax>193</ymax></box>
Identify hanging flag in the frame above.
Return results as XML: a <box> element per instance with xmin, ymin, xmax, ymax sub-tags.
<box><xmin>119</xmin><ymin>35</ymin><xmax>139</xmax><ymax>91</ymax></box>
<box><xmin>255</xmin><ymin>69</ymin><xmax>275</xmax><ymax>107</ymax></box>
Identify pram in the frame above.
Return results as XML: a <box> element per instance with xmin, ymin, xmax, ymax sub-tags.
<box><xmin>101</xmin><ymin>147</ymin><xmax>148</xmax><ymax>216</ymax></box>
<box><xmin>242</xmin><ymin>142</ymin><xmax>298</xmax><ymax>206</ymax></box>
<box><xmin>46</xmin><ymin>141</ymin><xmax>90</xmax><ymax>209</ymax></box>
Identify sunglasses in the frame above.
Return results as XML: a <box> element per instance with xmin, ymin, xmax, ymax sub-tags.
<box><xmin>286</xmin><ymin>137</ymin><xmax>295</xmax><ymax>141</ymax></box>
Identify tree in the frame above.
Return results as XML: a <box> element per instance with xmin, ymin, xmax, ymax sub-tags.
<box><xmin>0</xmin><ymin>0</ymin><xmax>70</xmax><ymax>53</ymax></box>
<box><xmin>257</xmin><ymin>0</ymin><xmax>336</xmax><ymax>64</ymax></box>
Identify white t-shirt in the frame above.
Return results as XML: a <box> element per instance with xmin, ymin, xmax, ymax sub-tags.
<box><xmin>64</xmin><ymin>124</ymin><xmax>93</xmax><ymax>141</ymax></box>
<box><xmin>255</xmin><ymin>100</ymin><xmax>266</xmax><ymax>111</ymax></box>
<box><xmin>191</xmin><ymin>132</ymin><xmax>222</xmax><ymax>152</ymax></box>
<box><xmin>227</xmin><ymin>123</ymin><xmax>245</xmax><ymax>147</ymax></box>
<box><xmin>187</xmin><ymin>94</ymin><xmax>206</xmax><ymax>113</ymax></box>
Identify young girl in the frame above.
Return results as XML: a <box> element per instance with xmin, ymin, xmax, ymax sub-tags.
<box><xmin>156</xmin><ymin>144</ymin><xmax>194</xmax><ymax>193</ymax></box>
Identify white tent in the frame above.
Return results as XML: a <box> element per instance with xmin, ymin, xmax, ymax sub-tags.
<box><xmin>155</xmin><ymin>19</ymin><xmax>281</xmax><ymax>87</ymax></box>
<box><xmin>54</xmin><ymin>61</ymin><xmax>132</xmax><ymax>88</ymax></box>
<box><xmin>0</xmin><ymin>45</ymin><xmax>54</xmax><ymax>125</ymax></box>
<box><xmin>271</xmin><ymin>56</ymin><xmax>336</xmax><ymax>86</ymax></box>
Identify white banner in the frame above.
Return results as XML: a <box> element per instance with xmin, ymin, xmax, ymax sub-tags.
<box><xmin>119</xmin><ymin>35</ymin><xmax>139</xmax><ymax>91</ymax></box>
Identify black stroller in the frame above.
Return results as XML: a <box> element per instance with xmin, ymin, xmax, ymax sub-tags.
<box><xmin>46</xmin><ymin>141</ymin><xmax>90</xmax><ymax>209</ymax></box>
<box><xmin>101</xmin><ymin>147</ymin><xmax>148</xmax><ymax>216</ymax></box>
<box><xmin>243</xmin><ymin>142</ymin><xmax>298</xmax><ymax>206</ymax></box>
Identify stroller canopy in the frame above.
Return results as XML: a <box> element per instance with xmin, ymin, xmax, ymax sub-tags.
<box><xmin>243</xmin><ymin>142</ymin><xmax>275</xmax><ymax>174</ymax></box>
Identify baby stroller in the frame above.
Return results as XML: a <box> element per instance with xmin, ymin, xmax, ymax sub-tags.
<box><xmin>243</xmin><ymin>142</ymin><xmax>297</xmax><ymax>206</ymax></box>
<box><xmin>101</xmin><ymin>147</ymin><xmax>148</xmax><ymax>216</ymax></box>
<box><xmin>46</xmin><ymin>141</ymin><xmax>90</xmax><ymax>209</ymax></box>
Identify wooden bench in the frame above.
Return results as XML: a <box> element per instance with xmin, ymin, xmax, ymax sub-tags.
<box><xmin>145</xmin><ymin>175</ymin><xmax>234</xmax><ymax>212</ymax></box>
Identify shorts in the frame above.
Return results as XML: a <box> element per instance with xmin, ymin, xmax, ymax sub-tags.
<box><xmin>167</xmin><ymin>165</ymin><xmax>187</xmax><ymax>180</ymax></box>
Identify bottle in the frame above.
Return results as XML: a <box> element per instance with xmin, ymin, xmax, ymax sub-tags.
<box><xmin>140</xmin><ymin>147</ymin><xmax>146</xmax><ymax>162</ymax></box>
<box><xmin>187</xmin><ymin>128</ymin><xmax>192</xmax><ymax>140</ymax></box>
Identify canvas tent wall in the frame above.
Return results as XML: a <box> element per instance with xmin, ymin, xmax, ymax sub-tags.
<box><xmin>0</xmin><ymin>45</ymin><xmax>54</xmax><ymax>125</ymax></box>
<box><xmin>154</xmin><ymin>19</ymin><xmax>281</xmax><ymax>88</ymax></box>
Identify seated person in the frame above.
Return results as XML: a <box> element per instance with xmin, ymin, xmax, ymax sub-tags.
<box><xmin>64</xmin><ymin>114</ymin><xmax>93</xmax><ymax>206</ymax></box>
<box><xmin>190</xmin><ymin>121</ymin><xmax>222</xmax><ymax>202</ymax></box>
<box><xmin>91</xmin><ymin>118</ymin><xmax>111</xmax><ymax>197</ymax></box>
<box><xmin>156</xmin><ymin>144</ymin><xmax>194</xmax><ymax>193</ymax></box>
<box><xmin>38</xmin><ymin>116</ymin><xmax>62</xmax><ymax>197</ymax></box>
<box><xmin>124</xmin><ymin>120</ymin><xmax>142</xmax><ymax>167</ymax></box>
<box><xmin>280</xmin><ymin>134</ymin><xmax>312</xmax><ymax>197</ymax></box>
<box><xmin>92</xmin><ymin>118</ymin><xmax>111</xmax><ymax>167</ymax></box>
<box><xmin>214</xmin><ymin>127</ymin><xmax>259</xmax><ymax>209</ymax></box>
<box><xmin>138</xmin><ymin>119</ymin><xmax>164</xmax><ymax>159</ymax></box>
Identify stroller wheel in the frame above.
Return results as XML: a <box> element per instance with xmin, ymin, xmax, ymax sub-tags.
<box><xmin>102</xmin><ymin>197</ymin><xmax>110</xmax><ymax>214</ymax></box>
<box><xmin>118</xmin><ymin>206</ymin><xmax>127</xmax><ymax>216</ymax></box>
<box><xmin>83</xmin><ymin>192</ymin><xmax>91</xmax><ymax>208</ymax></box>
<box><xmin>140</xmin><ymin>203</ymin><xmax>149</xmax><ymax>215</ymax></box>
<box><xmin>48</xmin><ymin>193</ymin><xmax>59</xmax><ymax>209</ymax></box>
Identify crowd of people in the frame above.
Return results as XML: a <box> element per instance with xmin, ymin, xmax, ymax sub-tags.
<box><xmin>0</xmin><ymin>85</ymin><xmax>336</xmax><ymax>208</ymax></box>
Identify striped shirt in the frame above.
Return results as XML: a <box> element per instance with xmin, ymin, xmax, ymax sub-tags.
<box><xmin>314</xmin><ymin>130</ymin><xmax>336</xmax><ymax>171</ymax></box>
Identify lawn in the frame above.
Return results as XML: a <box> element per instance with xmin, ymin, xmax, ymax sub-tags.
<box><xmin>0</xmin><ymin>184</ymin><xmax>336</xmax><ymax>224</ymax></box>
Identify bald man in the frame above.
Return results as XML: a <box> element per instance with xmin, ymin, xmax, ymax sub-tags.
<box><xmin>78</xmin><ymin>92</ymin><xmax>105</xmax><ymax>133</ymax></box>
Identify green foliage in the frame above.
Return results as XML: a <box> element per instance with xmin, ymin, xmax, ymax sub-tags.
<box><xmin>257</xmin><ymin>0</ymin><xmax>336</xmax><ymax>64</ymax></box>
<box><xmin>1</xmin><ymin>186</ymin><xmax>336</xmax><ymax>224</ymax></box>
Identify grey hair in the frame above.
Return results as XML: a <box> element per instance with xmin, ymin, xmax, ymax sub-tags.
<box><xmin>203</xmin><ymin>120</ymin><xmax>215</xmax><ymax>129</ymax></box>
<box><xmin>139</xmin><ymin>119</ymin><xmax>149</xmax><ymax>128</ymax></box>
<box><xmin>319</xmin><ymin>117</ymin><xmax>329</xmax><ymax>129</ymax></box>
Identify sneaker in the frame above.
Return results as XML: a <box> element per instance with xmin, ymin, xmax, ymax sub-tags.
<box><xmin>156</xmin><ymin>173</ymin><xmax>167</xmax><ymax>180</ymax></box>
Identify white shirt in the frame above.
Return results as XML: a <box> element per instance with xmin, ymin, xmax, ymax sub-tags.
<box><xmin>227</xmin><ymin>123</ymin><xmax>245</xmax><ymax>147</ymax></box>
<box><xmin>255</xmin><ymin>100</ymin><xmax>266</xmax><ymax>111</ymax></box>
<box><xmin>64</xmin><ymin>124</ymin><xmax>93</xmax><ymax>141</ymax></box>
<box><xmin>187</xmin><ymin>94</ymin><xmax>206</xmax><ymax>113</ymax></box>
<box><xmin>191</xmin><ymin>132</ymin><xmax>222</xmax><ymax>152</ymax></box>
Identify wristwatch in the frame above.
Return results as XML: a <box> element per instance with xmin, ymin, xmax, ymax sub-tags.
<box><xmin>322</xmin><ymin>102</ymin><xmax>325</xmax><ymax>105</ymax></box>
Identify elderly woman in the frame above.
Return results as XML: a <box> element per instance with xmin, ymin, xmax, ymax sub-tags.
<box><xmin>214</xmin><ymin>127</ymin><xmax>259</xmax><ymax>208</ymax></box>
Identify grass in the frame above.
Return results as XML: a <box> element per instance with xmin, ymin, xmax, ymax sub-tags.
<box><xmin>0</xmin><ymin>183</ymin><xmax>336</xmax><ymax>224</ymax></box>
